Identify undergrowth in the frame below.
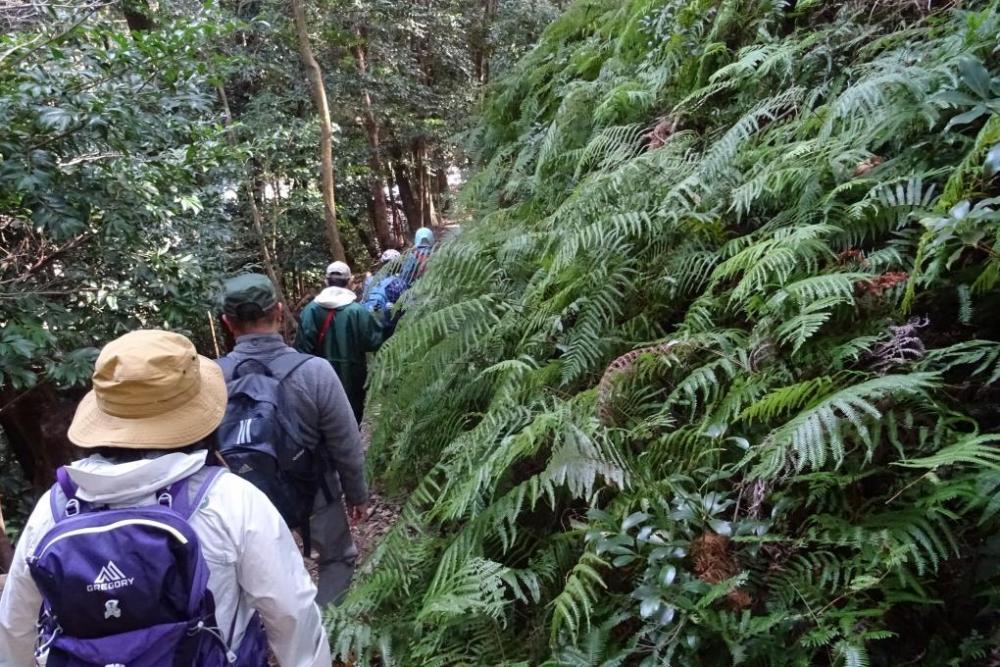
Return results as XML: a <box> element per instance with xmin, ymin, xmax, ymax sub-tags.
<box><xmin>329</xmin><ymin>1</ymin><xmax>1000</xmax><ymax>664</ymax></box>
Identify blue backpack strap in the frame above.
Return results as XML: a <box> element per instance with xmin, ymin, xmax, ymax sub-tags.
<box><xmin>50</xmin><ymin>467</ymin><xmax>92</xmax><ymax>519</ymax></box>
<box><xmin>216</xmin><ymin>355</ymin><xmax>237</xmax><ymax>381</ymax></box>
<box><xmin>49</xmin><ymin>464</ymin><xmax>225</xmax><ymax>522</ymax></box>
<box><xmin>219</xmin><ymin>352</ymin><xmax>309</xmax><ymax>383</ymax></box>
<box><xmin>53</xmin><ymin>467</ymin><xmax>76</xmax><ymax>507</ymax></box>
<box><xmin>267</xmin><ymin>351</ymin><xmax>314</xmax><ymax>383</ymax></box>
<box><xmin>168</xmin><ymin>466</ymin><xmax>226</xmax><ymax>520</ymax></box>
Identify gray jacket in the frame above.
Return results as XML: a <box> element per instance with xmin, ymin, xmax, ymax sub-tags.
<box><xmin>219</xmin><ymin>333</ymin><xmax>368</xmax><ymax>506</ymax></box>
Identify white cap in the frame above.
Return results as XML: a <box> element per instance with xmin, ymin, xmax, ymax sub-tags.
<box><xmin>325</xmin><ymin>261</ymin><xmax>351</xmax><ymax>277</ymax></box>
<box><xmin>379</xmin><ymin>249</ymin><xmax>401</xmax><ymax>263</ymax></box>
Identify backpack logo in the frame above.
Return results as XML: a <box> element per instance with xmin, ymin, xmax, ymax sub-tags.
<box><xmin>236</xmin><ymin>418</ymin><xmax>254</xmax><ymax>445</ymax></box>
<box><xmin>87</xmin><ymin>561</ymin><xmax>134</xmax><ymax>592</ymax></box>
<box><xmin>104</xmin><ymin>599</ymin><xmax>122</xmax><ymax>620</ymax></box>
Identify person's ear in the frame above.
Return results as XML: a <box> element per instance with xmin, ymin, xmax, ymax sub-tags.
<box><xmin>221</xmin><ymin>314</ymin><xmax>234</xmax><ymax>333</ymax></box>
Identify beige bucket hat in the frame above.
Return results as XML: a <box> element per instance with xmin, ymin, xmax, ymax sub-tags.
<box><xmin>68</xmin><ymin>330</ymin><xmax>226</xmax><ymax>449</ymax></box>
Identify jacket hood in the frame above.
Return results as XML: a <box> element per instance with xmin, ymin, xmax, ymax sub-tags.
<box><xmin>314</xmin><ymin>286</ymin><xmax>357</xmax><ymax>309</ymax></box>
<box><xmin>231</xmin><ymin>332</ymin><xmax>286</xmax><ymax>357</ymax></box>
<box><xmin>66</xmin><ymin>451</ymin><xmax>208</xmax><ymax>504</ymax></box>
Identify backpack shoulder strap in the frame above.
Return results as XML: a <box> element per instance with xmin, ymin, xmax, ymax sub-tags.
<box><xmin>216</xmin><ymin>355</ymin><xmax>237</xmax><ymax>381</ymax></box>
<box><xmin>49</xmin><ymin>467</ymin><xmax>95</xmax><ymax>520</ymax></box>
<box><xmin>48</xmin><ymin>464</ymin><xmax>226</xmax><ymax>522</ymax></box>
<box><xmin>168</xmin><ymin>466</ymin><xmax>226</xmax><ymax>520</ymax></box>
<box><xmin>49</xmin><ymin>468</ymin><xmax>71</xmax><ymax>520</ymax></box>
<box><xmin>54</xmin><ymin>467</ymin><xmax>76</xmax><ymax>501</ymax></box>
<box><xmin>267</xmin><ymin>351</ymin><xmax>314</xmax><ymax>383</ymax></box>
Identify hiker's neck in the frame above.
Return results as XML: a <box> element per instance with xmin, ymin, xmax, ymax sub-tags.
<box><xmin>231</xmin><ymin>323</ymin><xmax>281</xmax><ymax>337</ymax></box>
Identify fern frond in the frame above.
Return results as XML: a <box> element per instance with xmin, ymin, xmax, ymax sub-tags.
<box><xmin>894</xmin><ymin>434</ymin><xmax>1000</xmax><ymax>471</ymax></box>
<box><xmin>753</xmin><ymin>373</ymin><xmax>939</xmax><ymax>476</ymax></box>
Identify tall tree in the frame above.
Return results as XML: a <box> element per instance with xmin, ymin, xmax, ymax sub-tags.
<box><xmin>352</xmin><ymin>27</ymin><xmax>392</xmax><ymax>251</ymax></box>
<box><xmin>390</xmin><ymin>146</ymin><xmax>423</xmax><ymax>234</ymax></box>
<box><xmin>470</xmin><ymin>0</ymin><xmax>497</xmax><ymax>85</ymax></box>
<box><xmin>290</xmin><ymin>0</ymin><xmax>346</xmax><ymax>261</ymax></box>
<box><xmin>217</xmin><ymin>86</ymin><xmax>287</xmax><ymax>309</ymax></box>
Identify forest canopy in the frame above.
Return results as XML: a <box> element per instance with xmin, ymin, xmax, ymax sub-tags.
<box><xmin>0</xmin><ymin>0</ymin><xmax>561</xmax><ymax>488</ymax></box>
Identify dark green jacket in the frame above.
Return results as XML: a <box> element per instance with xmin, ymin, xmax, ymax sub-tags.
<box><xmin>295</xmin><ymin>287</ymin><xmax>384</xmax><ymax>423</ymax></box>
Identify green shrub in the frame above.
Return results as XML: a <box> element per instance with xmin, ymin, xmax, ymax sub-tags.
<box><xmin>331</xmin><ymin>1</ymin><xmax>1000</xmax><ymax>664</ymax></box>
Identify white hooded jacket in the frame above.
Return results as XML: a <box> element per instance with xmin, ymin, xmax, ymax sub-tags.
<box><xmin>0</xmin><ymin>452</ymin><xmax>332</xmax><ymax>667</ymax></box>
<box><xmin>313</xmin><ymin>285</ymin><xmax>357</xmax><ymax>309</ymax></box>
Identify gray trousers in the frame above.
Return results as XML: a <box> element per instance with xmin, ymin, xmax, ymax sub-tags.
<box><xmin>309</xmin><ymin>497</ymin><xmax>358</xmax><ymax>607</ymax></box>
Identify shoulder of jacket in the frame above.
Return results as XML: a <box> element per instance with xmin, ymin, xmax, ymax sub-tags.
<box><xmin>198</xmin><ymin>472</ymin><xmax>285</xmax><ymax>551</ymax></box>
<box><xmin>299</xmin><ymin>301</ymin><xmax>321</xmax><ymax>318</ymax></box>
<box><xmin>20</xmin><ymin>489</ymin><xmax>57</xmax><ymax>555</ymax></box>
<box><xmin>206</xmin><ymin>470</ymin><xmax>256</xmax><ymax>495</ymax></box>
<box><xmin>216</xmin><ymin>354</ymin><xmax>237</xmax><ymax>369</ymax></box>
<box><xmin>344</xmin><ymin>302</ymin><xmax>371</xmax><ymax>317</ymax></box>
<box><xmin>285</xmin><ymin>355</ymin><xmax>338</xmax><ymax>390</ymax></box>
<box><xmin>203</xmin><ymin>471</ymin><xmax>274</xmax><ymax>516</ymax></box>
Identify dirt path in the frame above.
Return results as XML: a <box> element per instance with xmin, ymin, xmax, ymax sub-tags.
<box><xmin>299</xmin><ymin>489</ymin><xmax>402</xmax><ymax>574</ymax></box>
<box><xmin>277</xmin><ymin>426</ymin><xmax>404</xmax><ymax>665</ymax></box>
<box><xmin>352</xmin><ymin>491</ymin><xmax>402</xmax><ymax>563</ymax></box>
<box><xmin>352</xmin><ymin>421</ymin><xmax>403</xmax><ymax>565</ymax></box>
<box><xmin>272</xmin><ymin>492</ymin><xmax>401</xmax><ymax>666</ymax></box>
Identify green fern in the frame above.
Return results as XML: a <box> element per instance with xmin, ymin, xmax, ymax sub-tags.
<box><xmin>350</xmin><ymin>2</ymin><xmax>1000</xmax><ymax>665</ymax></box>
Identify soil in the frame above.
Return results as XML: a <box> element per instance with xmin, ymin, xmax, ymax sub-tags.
<box><xmin>353</xmin><ymin>491</ymin><xmax>402</xmax><ymax>563</ymax></box>
<box><xmin>269</xmin><ymin>490</ymin><xmax>403</xmax><ymax>666</ymax></box>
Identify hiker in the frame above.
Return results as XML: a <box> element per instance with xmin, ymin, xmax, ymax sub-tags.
<box><xmin>0</xmin><ymin>330</ymin><xmax>331</xmax><ymax>667</ymax></box>
<box><xmin>362</xmin><ymin>249</ymin><xmax>408</xmax><ymax>336</ymax></box>
<box><xmin>218</xmin><ymin>273</ymin><xmax>369</xmax><ymax>607</ymax></box>
<box><xmin>362</xmin><ymin>248</ymin><xmax>402</xmax><ymax>296</ymax></box>
<box><xmin>295</xmin><ymin>261</ymin><xmax>384</xmax><ymax>424</ymax></box>
<box><xmin>400</xmin><ymin>226</ymin><xmax>435</xmax><ymax>287</ymax></box>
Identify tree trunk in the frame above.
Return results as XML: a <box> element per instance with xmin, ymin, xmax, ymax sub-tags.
<box><xmin>0</xmin><ymin>385</ymin><xmax>81</xmax><ymax>491</ymax></box>
<box><xmin>217</xmin><ymin>86</ymin><xmax>288</xmax><ymax>308</ymax></box>
<box><xmin>366</xmin><ymin>177</ymin><xmax>390</xmax><ymax>251</ymax></box>
<box><xmin>391</xmin><ymin>157</ymin><xmax>421</xmax><ymax>235</ymax></box>
<box><xmin>358</xmin><ymin>207</ymin><xmax>378</xmax><ymax>259</ymax></box>
<box><xmin>434</xmin><ymin>166</ymin><xmax>449</xmax><ymax>217</ymax></box>
<box><xmin>414</xmin><ymin>139</ymin><xmax>440</xmax><ymax>228</ymax></box>
<box><xmin>121</xmin><ymin>0</ymin><xmax>156</xmax><ymax>32</ymax></box>
<box><xmin>388</xmin><ymin>174</ymin><xmax>404</xmax><ymax>245</ymax></box>
<box><xmin>435</xmin><ymin>167</ymin><xmax>449</xmax><ymax>195</ymax></box>
<box><xmin>414</xmin><ymin>139</ymin><xmax>427</xmax><ymax>227</ymax></box>
<box><xmin>426</xmin><ymin>180</ymin><xmax>437</xmax><ymax>228</ymax></box>
<box><xmin>352</xmin><ymin>31</ymin><xmax>392</xmax><ymax>252</ymax></box>
<box><xmin>249</xmin><ymin>180</ymin><xmax>285</xmax><ymax>293</ymax></box>
<box><xmin>471</xmin><ymin>0</ymin><xmax>497</xmax><ymax>84</ymax></box>
<box><xmin>290</xmin><ymin>0</ymin><xmax>346</xmax><ymax>261</ymax></box>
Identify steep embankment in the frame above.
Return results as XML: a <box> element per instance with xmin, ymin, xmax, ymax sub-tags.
<box><xmin>333</xmin><ymin>1</ymin><xmax>1000</xmax><ymax>664</ymax></box>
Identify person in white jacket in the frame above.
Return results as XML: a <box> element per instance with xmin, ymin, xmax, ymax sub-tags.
<box><xmin>0</xmin><ymin>330</ymin><xmax>331</xmax><ymax>667</ymax></box>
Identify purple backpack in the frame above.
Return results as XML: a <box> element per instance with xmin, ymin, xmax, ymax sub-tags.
<box><xmin>26</xmin><ymin>465</ymin><xmax>268</xmax><ymax>667</ymax></box>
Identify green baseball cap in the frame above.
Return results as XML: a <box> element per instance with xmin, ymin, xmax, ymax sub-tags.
<box><xmin>222</xmin><ymin>273</ymin><xmax>278</xmax><ymax>319</ymax></box>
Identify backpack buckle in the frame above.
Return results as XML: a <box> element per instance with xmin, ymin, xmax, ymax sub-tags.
<box><xmin>157</xmin><ymin>491</ymin><xmax>174</xmax><ymax>508</ymax></box>
<box><xmin>34</xmin><ymin>623</ymin><xmax>62</xmax><ymax>657</ymax></box>
<box><xmin>64</xmin><ymin>498</ymin><xmax>80</xmax><ymax>517</ymax></box>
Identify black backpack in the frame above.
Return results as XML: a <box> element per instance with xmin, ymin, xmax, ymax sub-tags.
<box><xmin>216</xmin><ymin>353</ymin><xmax>326</xmax><ymax>551</ymax></box>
